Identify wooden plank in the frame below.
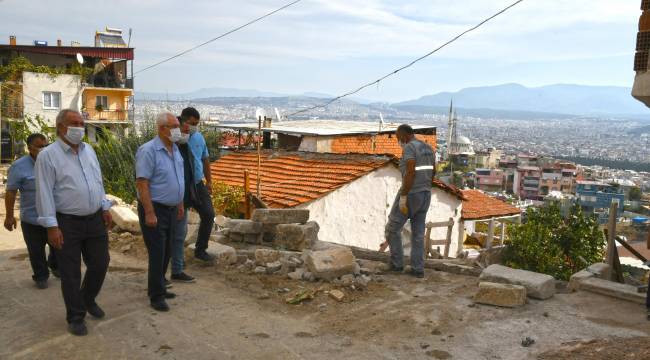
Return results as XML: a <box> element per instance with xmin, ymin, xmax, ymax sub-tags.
<box><xmin>443</xmin><ymin>217</ymin><xmax>453</xmax><ymax>258</ymax></box>
<box><xmin>244</xmin><ymin>170</ymin><xmax>251</xmax><ymax>219</ymax></box>
<box><xmin>615</xmin><ymin>236</ymin><xmax>648</xmax><ymax>262</ymax></box>
<box><xmin>427</xmin><ymin>220</ymin><xmax>454</xmax><ymax>228</ymax></box>
<box><xmin>424</xmin><ymin>226</ymin><xmax>432</xmax><ymax>258</ymax></box>
<box><xmin>486</xmin><ymin>219</ymin><xmax>495</xmax><ymax>250</ymax></box>
<box><xmin>605</xmin><ymin>202</ymin><xmax>622</xmax><ymax>282</ymax></box>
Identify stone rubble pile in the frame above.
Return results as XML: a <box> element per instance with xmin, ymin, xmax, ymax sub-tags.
<box><xmin>216</xmin><ymin>209</ymin><xmax>377</xmax><ymax>287</ymax></box>
<box><xmin>473</xmin><ymin>264</ymin><xmax>557</xmax><ymax>308</ymax></box>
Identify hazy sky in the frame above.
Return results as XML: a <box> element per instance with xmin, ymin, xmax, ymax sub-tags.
<box><xmin>0</xmin><ymin>0</ymin><xmax>641</xmax><ymax>101</ymax></box>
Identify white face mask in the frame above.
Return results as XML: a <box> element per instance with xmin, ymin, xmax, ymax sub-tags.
<box><xmin>65</xmin><ymin>127</ymin><xmax>85</xmax><ymax>145</ymax></box>
<box><xmin>168</xmin><ymin>128</ymin><xmax>183</xmax><ymax>143</ymax></box>
<box><xmin>178</xmin><ymin>133</ymin><xmax>190</xmax><ymax>144</ymax></box>
<box><xmin>189</xmin><ymin>125</ymin><xmax>199</xmax><ymax>134</ymax></box>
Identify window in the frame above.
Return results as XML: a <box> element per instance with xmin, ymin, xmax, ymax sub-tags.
<box><xmin>96</xmin><ymin>95</ymin><xmax>108</xmax><ymax>110</ymax></box>
<box><xmin>42</xmin><ymin>92</ymin><xmax>61</xmax><ymax>109</ymax></box>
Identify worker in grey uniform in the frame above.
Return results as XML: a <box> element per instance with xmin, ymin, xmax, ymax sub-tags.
<box><xmin>385</xmin><ymin>124</ymin><xmax>435</xmax><ymax>278</ymax></box>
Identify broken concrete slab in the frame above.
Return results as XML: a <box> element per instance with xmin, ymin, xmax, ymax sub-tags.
<box><xmin>479</xmin><ymin>264</ymin><xmax>556</xmax><ymax>300</ymax></box>
<box><xmin>329</xmin><ymin>289</ymin><xmax>345</xmax><ymax>302</ymax></box>
<box><xmin>275</xmin><ymin>222</ymin><xmax>319</xmax><ymax>251</ymax></box>
<box><xmin>226</xmin><ymin>219</ymin><xmax>263</xmax><ymax>234</ymax></box>
<box><xmin>586</xmin><ymin>263</ymin><xmax>610</xmax><ymax>278</ymax></box>
<box><xmin>474</xmin><ymin>282</ymin><xmax>527</xmax><ymax>308</ymax></box>
<box><xmin>251</xmin><ymin>209</ymin><xmax>310</xmax><ymax>224</ymax></box>
<box><xmin>187</xmin><ymin>210</ymin><xmax>201</xmax><ymax>225</ymax></box>
<box><xmin>255</xmin><ymin>249</ymin><xmax>281</xmax><ymax>266</ymax></box>
<box><xmin>109</xmin><ymin>206</ymin><xmax>141</xmax><ymax>234</ymax></box>
<box><xmin>189</xmin><ymin>242</ymin><xmax>237</xmax><ymax>265</ymax></box>
<box><xmin>575</xmin><ymin>277</ymin><xmax>645</xmax><ymax>305</ymax></box>
<box><xmin>305</xmin><ymin>247</ymin><xmax>356</xmax><ymax>281</ymax></box>
<box><xmin>568</xmin><ymin>270</ymin><xmax>595</xmax><ymax>292</ymax></box>
<box><xmin>288</xmin><ymin>268</ymin><xmax>305</xmax><ymax>281</ymax></box>
<box><xmin>266</xmin><ymin>261</ymin><xmax>282</xmax><ymax>274</ymax></box>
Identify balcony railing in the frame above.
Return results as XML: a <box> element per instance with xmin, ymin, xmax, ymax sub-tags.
<box><xmin>83</xmin><ymin>108</ymin><xmax>128</xmax><ymax>121</ymax></box>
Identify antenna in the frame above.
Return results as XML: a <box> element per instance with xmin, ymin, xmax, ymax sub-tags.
<box><xmin>127</xmin><ymin>28</ymin><xmax>132</xmax><ymax>47</ymax></box>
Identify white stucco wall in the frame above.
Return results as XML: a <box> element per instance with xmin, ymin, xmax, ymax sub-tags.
<box><xmin>22</xmin><ymin>72</ymin><xmax>82</xmax><ymax>127</ymax></box>
<box><xmin>297</xmin><ymin>165</ymin><xmax>464</xmax><ymax>257</ymax></box>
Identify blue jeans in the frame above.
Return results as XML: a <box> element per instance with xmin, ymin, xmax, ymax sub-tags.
<box><xmin>171</xmin><ymin>211</ymin><xmax>188</xmax><ymax>275</ymax></box>
<box><xmin>385</xmin><ymin>191</ymin><xmax>431</xmax><ymax>273</ymax></box>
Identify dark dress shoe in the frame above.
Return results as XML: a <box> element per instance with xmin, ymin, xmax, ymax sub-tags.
<box><xmin>35</xmin><ymin>279</ymin><xmax>48</xmax><ymax>289</ymax></box>
<box><xmin>195</xmin><ymin>252</ymin><xmax>215</xmax><ymax>262</ymax></box>
<box><xmin>164</xmin><ymin>292</ymin><xmax>176</xmax><ymax>299</ymax></box>
<box><xmin>68</xmin><ymin>321</ymin><xmax>88</xmax><ymax>336</ymax></box>
<box><xmin>409</xmin><ymin>269</ymin><xmax>425</xmax><ymax>278</ymax></box>
<box><xmin>86</xmin><ymin>303</ymin><xmax>105</xmax><ymax>319</ymax></box>
<box><xmin>50</xmin><ymin>268</ymin><xmax>60</xmax><ymax>278</ymax></box>
<box><xmin>171</xmin><ymin>272</ymin><xmax>196</xmax><ymax>283</ymax></box>
<box><xmin>150</xmin><ymin>300</ymin><xmax>170</xmax><ymax>312</ymax></box>
<box><xmin>387</xmin><ymin>264</ymin><xmax>404</xmax><ymax>272</ymax></box>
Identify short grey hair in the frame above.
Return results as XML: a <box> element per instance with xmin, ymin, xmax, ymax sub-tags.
<box><xmin>56</xmin><ymin>109</ymin><xmax>81</xmax><ymax>126</ymax></box>
<box><xmin>156</xmin><ymin>111</ymin><xmax>176</xmax><ymax>126</ymax></box>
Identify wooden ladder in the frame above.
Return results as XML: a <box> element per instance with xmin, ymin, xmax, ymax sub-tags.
<box><xmin>424</xmin><ymin>217</ymin><xmax>455</xmax><ymax>259</ymax></box>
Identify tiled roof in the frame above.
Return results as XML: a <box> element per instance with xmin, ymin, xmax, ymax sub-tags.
<box><xmin>461</xmin><ymin>190</ymin><xmax>521</xmax><ymax>220</ymax></box>
<box><xmin>433</xmin><ymin>178</ymin><xmax>466</xmax><ymax>200</ymax></box>
<box><xmin>330</xmin><ymin>134</ymin><xmax>437</xmax><ymax>157</ymax></box>
<box><xmin>210</xmin><ymin>151</ymin><xmax>394</xmax><ymax>208</ymax></box>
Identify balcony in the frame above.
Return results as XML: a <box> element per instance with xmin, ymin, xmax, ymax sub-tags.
<box><xmin>83</xmin><ymin>108</ymin><xmax>128</xmax><ymax>122</ymax></box>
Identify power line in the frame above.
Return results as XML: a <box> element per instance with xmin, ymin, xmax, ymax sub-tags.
<box><xmin>135</xmin><ymin>0</ymin><xmax>304</xmax><ymax>75</ymax></box>
<box><xmin>287</xmin><ymin>0</ymin><xmax>526</xmax><ymax>118</ymax></box>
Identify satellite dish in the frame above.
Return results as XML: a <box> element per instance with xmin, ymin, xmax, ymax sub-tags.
<box><xmin>255</xmin><ymin>108</ymin><xmax>266</xmax><ymax>120</ymax></box>
<box><xmin>76</xmin><ymin>53</ymin><xmax>84</xmax><ymax>65</ymax></box>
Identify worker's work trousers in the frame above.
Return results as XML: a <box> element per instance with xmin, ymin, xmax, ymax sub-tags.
<box><xmin>56</xmin><ymin>210</ymin><xmax>109</xmax><ymax>324</ymax></box>
<box><xmin>139</xmin><ymin>202</ymin><xmax>176</xmax><ymax>302</ymax></box>
<box><xmin>21</xmin><ymin>221</ymin><xmax>58</xmax><ymax>281</ymax></box>
<box><xmin>385</xmin><ymin>191</ymin><xmax>431</xmax><ymax>273</ymax></box>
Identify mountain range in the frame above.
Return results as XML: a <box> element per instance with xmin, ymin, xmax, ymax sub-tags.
<box><xmin>396</xmin><ymin>83</ymin><xmax>648</xmax><ymax>117</ymax></box>
<box><xmin>136</xmin><ymin>83</ymin><xmax>650</xmax><ymax>119</ymax></box>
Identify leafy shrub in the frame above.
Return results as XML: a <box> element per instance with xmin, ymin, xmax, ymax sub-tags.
<box><xmin>503</xmin><ymin>203</ymin><xmax>605</xmax><ymax>281</ymax></box>
<box><xmin>93</xmin><ymin>120</ymin><xmax>156</xmax><ymax>204</ymax></box>
<box><xmin>210</xmin><ymin>182</ymin><xmax>244</xmax><ymax>218</ymax></box>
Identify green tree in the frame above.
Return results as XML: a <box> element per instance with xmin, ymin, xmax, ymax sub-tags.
<box><xmin>503</xmin><ymin>203</ymin><xmax>605</xmax><ymax>281</ymax></box>
<box><xmin>8</xmin><ymin>114</ymin><xmax>56</xmax><ymax>159</ymax></box>
<box><xmin>629</xmin><ymin>187</ymin><xmax>642</xmax><ymax>201</ymax></box>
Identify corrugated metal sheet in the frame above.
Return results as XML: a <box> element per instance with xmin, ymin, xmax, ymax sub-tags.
<box><xmin>0</xmin><ymin>45</ymin><xmax>134</xmax><ymax>60</ymax></box>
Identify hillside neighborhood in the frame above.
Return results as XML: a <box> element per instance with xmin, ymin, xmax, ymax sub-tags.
<box><xmin>2</xmin><ymin>1</ymin><xmax>650</xmax><ymax>360</ymax></box>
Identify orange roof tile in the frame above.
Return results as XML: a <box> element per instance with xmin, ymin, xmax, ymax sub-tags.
<box><xmin>461</xmin><ymin>190</ymin><xmax>521</xmax><ymax>220</ymax></box>
<box><xmin>210</xmin><ymin>151</ymin><xmax>395</xmax><ymax>208</ymax></box>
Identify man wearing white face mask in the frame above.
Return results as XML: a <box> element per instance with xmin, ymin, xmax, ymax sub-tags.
<box><xmin>135</xmin><ymin>112</ymin><xmax>185</xmax><ymax>312</ymax></box>
<box><xmin>179</xmin><ymin>107</ymin><xmax>215</xmax><ymax>262</ymax></box>
<box><xmin>35</xmin><ymin>109</ymin><xmax>113</xmax><ymax>336</ymax></box>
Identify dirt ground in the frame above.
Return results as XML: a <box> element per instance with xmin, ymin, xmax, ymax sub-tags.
<box><xmin>2</xmin><ymin>224</ymin><xmax>650</xmax><ymax>359</ymax></box>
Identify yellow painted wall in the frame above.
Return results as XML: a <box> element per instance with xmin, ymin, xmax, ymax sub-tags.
<box><xmin>83</xmin><ymin>88</ymin><xmax>130</xmax><ymax>120</ymax></box>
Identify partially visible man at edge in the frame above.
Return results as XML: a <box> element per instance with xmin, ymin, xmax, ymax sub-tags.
<box><xmin>5</xmin><ymin>133</ymin><xmax>58</xmax><ymax>289</ymax></box>
<box><xmin>135</xmin><ymin>112</ymin><xmax>185</xmax><ymax>312</ymax></box>
<box><xmin>180</xmin><ymin>107</ymin><xmax>215</xmax><ymax>262</ymax></box>
<box><xmin>35</xmin><ymin>109</ymin><xmax>113</xmax><ymax>336</ymax></box>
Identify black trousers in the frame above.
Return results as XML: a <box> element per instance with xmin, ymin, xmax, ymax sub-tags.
<box><xmin>190</xmin><ymin>182</ymin><xmax>215</xmax><ymax>254</ymax></box>
<box><xmin>138</xmin><ymin>202</ymin><xmax>176</xmax><ymax>302</ymax></box>
<box><xmin>21</xmin><ymin>221</ymin><xmax>58</xmax><ymax>281</ymax></box>
<box><xmin>56</xmin><ymin>210</ymin><xmax>109</xmax><ymax>324</ymax></box>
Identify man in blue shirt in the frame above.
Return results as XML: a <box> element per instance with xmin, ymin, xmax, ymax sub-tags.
<box><xmin>35</xmin><ymin>109</ymin><xmax>113</xmax><ymax>336</ymax></box>
<box><xmin>135</xmin><ymin>111</ymin><xmax>185</xmax><ymax>312</ymax></box>
<box><xmin>180</xmin><ymin>107</ymin><xmax>215</xmax><ymax>262</ymax></box>
<box><xmin>5</xmin><ymin>133</ymin><xmax>57</xmax><ymax>289</ymax></box>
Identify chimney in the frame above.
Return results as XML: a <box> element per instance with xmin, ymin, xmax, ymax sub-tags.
<box><xmin>57</xmin><ymin>39</ymin><xmax>62</xmax><ymax>47</ymax></box>
<box><xmin>9</xmin><ymin>35</ymin><xmax>16</xmax><ymax>46</ymax></box>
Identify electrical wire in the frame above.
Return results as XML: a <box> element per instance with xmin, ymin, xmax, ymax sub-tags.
<box><xmin>135</xmin><ymin>0</ymin><xmax>304</xmax><ymax>75</ymax></box>
<box><xmin>0</xmin><ymin>82</ymin><xmax>43</xmax><ymax>104</ymax></box>
<box><xmin>287</xmin><ymin>0</ymin><xmax>526</xmax><ymax>118</ymax></box>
